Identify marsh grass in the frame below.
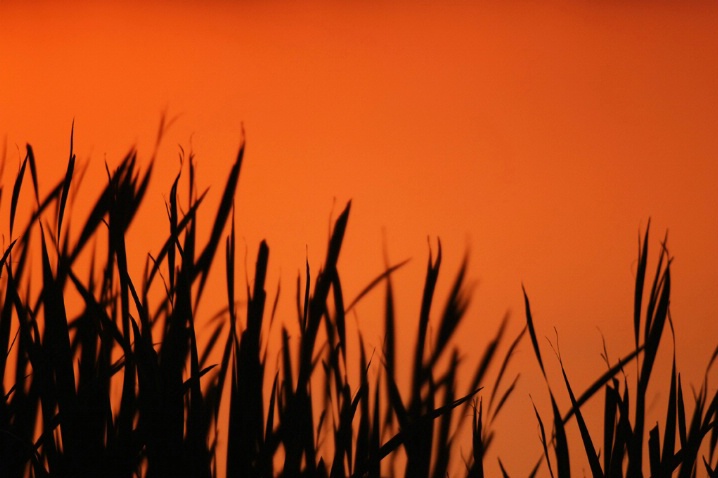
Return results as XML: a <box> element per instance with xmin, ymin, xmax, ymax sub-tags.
<box><xmin>523</xmin><ymin>225</ymin><xmax>718</xmax><ymax>477</ymax></box>
<box><xmin>0</xmin><ymin>127</ymin><xmax>715</xmax><ymax>477</ymax></box>
<box><xmin>0</xmin><ymin>128</ymin><xmax>520</xmax><ymax>478</ymax></box>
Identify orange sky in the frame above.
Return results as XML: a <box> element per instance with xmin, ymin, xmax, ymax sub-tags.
<box><xmin>2</xmin><ymin>1</ymin><xmax>717</xmax><ymax>475</ymax></box>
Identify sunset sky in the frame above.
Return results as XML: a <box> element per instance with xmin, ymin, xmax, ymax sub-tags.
<box><xmin>2</xmin><ymin>1</ymin><xmax>717</xmax><ymax>475</ymax></box>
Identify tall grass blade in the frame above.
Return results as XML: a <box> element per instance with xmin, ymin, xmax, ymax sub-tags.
<box><xmin>25</xmin><ymin>143</ymin><xmax>40</xmax><ymax>204</ymax></box>
<box><xmin>602</xmin><ymin>381</ymin><xmax>618</xmax><ymax>474</ymax></box>
<box><xmin>432</xmin><ymin>349</ymin><xmax>458</xmax><ymax>478</ymax></box>
<box><xmin>677</xmin><ymin>375</ymin><xmax>687</xmax><ymax>449</ymax></box>
<box><xmin>490</xmin><ymin>373</ymin><xmax>519</xmax><ymax>426</ymax></box>
<box><xmin>331</xmin><ymin>272</ymin><xmax>347</xmax><ymax>361</ymax></box>
<box><xmin>344</xmin><ymin>258</ymin><xmax>410</xmax><ymax>314</ymax></box>
<box><xmin>488</xmin><ymin>323</ymin><xmax>526</xmax><ymax>417</ymax></box>
<box><xmin>39</xmin><ymin>225</ymin><xmax>78</xmax><ymax>474</ymax></box>
<box><xmin>661</xmin><ymin>353</ymin><xmax>678</xmax><ymax>472</ymax></box>
<box><xmin>523</xmin><ymin>285</ymin><xmax>546</xmax><ymax>378</ymax></box>
<box><xmin>431</xmin><ymin>254</ymin><xmax>470</xmax><ymax>369</ymax></box>
<box><xmin>558</xmin><ymin>358</ymin><xmax>603</xmax><ymax>478</ymax></box>
<box><xmin>551</xmin><ymin>394</ymin><xmax>571</xmax><ymax>478</ymax></box>
<box><xmin>466</xmin><ymin>314</ymin><xmax>509</xmax><ymax>404</ymax></box>
<box><xmin>634</xmin><ymin>220</ymin><xmax>650</xmax><ymax>351</ymax></box>
<box><xmin>411</xmin><ymin>240</ymin><xmax>441</xmax><ymax>418</ymax></box>
<box><xmin>468</xmin><ymin>398</ymin><xmax>485</xmax><ymax>478</ymax></box>
<box><xmin>10</xmin><ymin>151</ymin><xmax>28</xmax><ymax>239</ymax></box>
<box><xmin>382</xmin><ymin>244</ymin><xmax>397</xmax><ymax>431</ymax></box>
<box><xmin>195</xmin><ymin>142</ymin><xmax>244</xmax><ymax>299</ymax></box>
<box><xmin>532</xmin><ymin>398</ymin><xmax>555</xmax><ymax>478</ymax></box>
<box><xmin>648</xmin><ymin>424</ymin><xmax>661</xmax><ymax>476</ymax></box>
<box><xmin>57</xmin><ymin>122</ymin><xmax>75</xmax><ymax>245</ymax></box>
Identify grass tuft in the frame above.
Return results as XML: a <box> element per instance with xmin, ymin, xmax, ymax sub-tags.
<box><xmin>0</xmin><ymin>127</ymin><xmax>715</xmax><ymax>478</ymax></box>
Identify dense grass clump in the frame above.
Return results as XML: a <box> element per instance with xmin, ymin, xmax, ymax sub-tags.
<box><xmin>0</xmin><ymin>127</ymin><xmax>716</xmax><ymax>477</ymax></box>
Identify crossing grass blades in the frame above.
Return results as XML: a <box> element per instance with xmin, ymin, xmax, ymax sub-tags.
<box><xmin>0</xmin><ymin>126</ymin><xmax>715</xmax><ymax>477</ymax></box>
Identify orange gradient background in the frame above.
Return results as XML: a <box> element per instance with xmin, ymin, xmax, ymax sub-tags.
<box><xmin>2</xmin><ymin>1</ymin><xmax>717</xmax><ymax>475</ymax></box>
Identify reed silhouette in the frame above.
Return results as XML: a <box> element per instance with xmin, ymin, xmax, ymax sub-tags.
<box><xmin>0</xmin><ymin>127</ymin><xmax>715</xmax><ymax>477</ymax></box>
<box><xmin>523</xmin><ymin>225</ymin><xmax>718</xmax><ymax>478</ymax></box>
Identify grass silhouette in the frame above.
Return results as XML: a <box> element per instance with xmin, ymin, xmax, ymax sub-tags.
<box><xmin>523</xmin><ymin>226</ymin><xmax>718</xmax><ymax>478</ymax></box>
<box><xmin>0</xmin><ymin>127</ymin><xmax>716</xmax><ymax>477</ymax></box>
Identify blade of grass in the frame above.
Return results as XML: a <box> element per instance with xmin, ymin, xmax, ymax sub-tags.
<box><xmin>531</xmin><ymin>397</ymin><xmax>555</xmax><ymax>478</ymax></box>
<box><xmin>558</xmin><ymin>355</ymin><xmax>603</xmax><ymax>478</ymax></box>
<box><xmin>57</xmin><ymin>121</ymin><xmax>75</xmax><ymax>246</ymax></box>
<box><xmin>344</xmin><ymin>258</ymin><xmax>410</xmax><ymax>314</ymax></box>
